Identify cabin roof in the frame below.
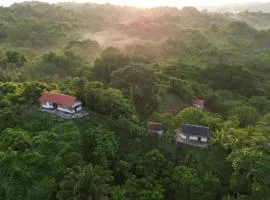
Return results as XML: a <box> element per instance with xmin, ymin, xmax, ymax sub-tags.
<box><xmin>182</xmin><ymin>124</ymin><xmax>209</xmax><ymax>137</ymax></box>
<box><xmin>193</xmin><ymin>99</ymin><xmax>205</xmax><ymax>106</ymax></box>
<box><xmin>39</xmin><ymin>92</ymin><xmax>78</xmax><ymax>107</ymax></box>
<box><xmin>147</xmin><ymin>122</ymin><xmax>164</xmax><ymax>131</ymax></box>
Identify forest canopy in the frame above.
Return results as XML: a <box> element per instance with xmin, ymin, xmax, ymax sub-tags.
<box><xmin>1</xmin><ymin>2</ymin><xmax>270</xmax><ymax>200</ymax></box>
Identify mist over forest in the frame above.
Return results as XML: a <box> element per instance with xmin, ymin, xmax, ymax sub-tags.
<box><xmin>1</xmin><ymin>1</ymin><xmax>270</xmax><ymax>200</ymax></box>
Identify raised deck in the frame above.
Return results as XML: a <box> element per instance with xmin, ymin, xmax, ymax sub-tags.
<box><xmin>175</xmin><ymin>130</ymin><xmax>208</xmax><ymax>148</ymax></box>
<box><xmin>39</xmin><ymin>108</ymin><xmax>89</xmax><ymax>119</ymax></box>
<box><xmin>176</xmin><ymin>136</ymin><xmax>208</xmax><ymax>148</ymax></box>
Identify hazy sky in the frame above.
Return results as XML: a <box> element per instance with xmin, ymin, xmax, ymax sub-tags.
<box><xmin>0</xmin><ymin>0</ymin><xmax>269</xmax><ymax>7</ymax></box>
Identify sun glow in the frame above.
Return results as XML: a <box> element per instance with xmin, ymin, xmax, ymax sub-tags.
<box><xmin>108</xmin><ymin>0</ymin><xmax>232</xmax><ymax>8</ymax></box>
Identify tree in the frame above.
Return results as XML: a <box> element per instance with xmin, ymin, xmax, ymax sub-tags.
<box><xmin>56</xmin><ymin>164</ymin><xmax>113</xmax><ymax>200</ymax></box>
<box><xmin>163</xmin><ymin>29</ymin><xmax>213</xmax><ymax>58</ymax></box>
<box><xmin>41</xmin><ymin>51</ymin><xmax>84</xmax><ymax>77</ymax></box>
<box><xmin>80</xmin><ymin>126</ymin><xmax>119</xmax><ymax>166</ymax></box>
<box><xmin>21</xmin><ymin>81</ymin><xmax>52</xmax><ymax>105</ymax></box>
<box><xmin>163</xmin><ymin>166</ymin><xmax>204</xmax><ymax>200</ymax></box>
<box><xmin>92</xmin><ymin>47</ymin><xmax>130</xmax><ymax>83</ymax></box>
<box><xmin>0</xmin><ymin>128</ymin><xmax>31</xmax><ymax>151</ymax></box>
<box><xmin>0</xmin><ymin>106</ymin><xmax>21</xmax><ymax>131</ymax></box>
<box><xmin>228</xmin><ymin>148</ymin><xmax>270</xmax><ymax>199</ymax></box>
<box><xmin>151</xmin><ymin>112</ymin><xmax>174</xmax><ymax>132</ymax></box>
<box><xmin>110</xmin><ymin>64</ymin><xmax>159</xmax><ymax>118</ymax></box>
<box><xmin>256</xmin><ymin>112</ymin><xmax>270</xmax><ymax>136</ymax></box>
<box><xmin>84</xmin><ymin>82</ymin><xmax>135</xmax><ymax>120</ymax></box>
<box><xmin>0</xmin><ymin>122</ymin><xmax>82</xmax><ymax>200</ymax></box>
<box><xmin>202</xmin><ymin>65</ymin><xmax>258</xmax><ymax>97</ymax></box>
<box><xmin>169</xmin><ymin>77</ymin><xmax>196</xmax><ymax>101</ymax></box>
<box><xmin>1</xmin><ymin>51</ymin><xmax>27</xmax><ymax>68</ymax></box>
<box><xmin>174</xmin><ymin>107</ymin><xmax>205</xmax><ymax>127</ymax></box>
<box><xmin>212</xmin><ymin>122</ymin><xmax>251</xmax><ymax>151</ymax></box>
<box><xmin>124</xmin><ymin>176</ymin><xmax>164</xmax><ymax>200</ymax></box>
<box><xmin>228</xmin><ymin>106</ymin><xmax>260</xmax><ymax>127</ymax></box>
<box><xmin>65</xmin><ymin>39</ymin><xmax>101</xmax><ymax>61</ymax></box>
<box><xmin>133</xmin><ymin>149</ymin><xmax>166</xmax><ymax>177</ymax></box>
<box><xmin>174</xmin><ymin>107</ymin><xmax>223</xmax><ymax>131</ymax></box>
<box><xmin>248</xmin><ymin>96</ymin><xmax>270</xmax><ymax>115</ymax></box>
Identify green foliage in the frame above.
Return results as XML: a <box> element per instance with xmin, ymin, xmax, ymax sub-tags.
<box><xmin>248</xmin><ymin>96</ymin><xmax>270</xmax><ymax>114</ymax></box>
<box><xmin>228</xmin><ymin>148</ymin><xmax>270</xmax><ymax>199</ymax></box>
<box><xmin>92</xmin><ymin>47</ymin><xmax>130</xmax><ymax>84</ymax></box>
<box><xmin>0</xmin><ymin>125</ymin><xmax>81</xmax><ymax>200</ymax></box>
<box><xmin>57</xmin><ymin>164</ymin><xmax>113</xmax><ymax>200</ymax></box>
<box><xmin>110</xmin><ymin>64</ymin><xmax>159</xmax><ymax>118</ymax></box>
<box><xmin>80</xmin><ymin>126</ymin><xmax>119</xmax><ymax>166</ymax></box>
<box><xmin>0</xmin><ymin>51</ymin><xmax>27</xmax><ymax>68</ymax></box>
<box><xmin>169</xmin><ymin>77</ymin><xmax>196</xmax><ymax>100</ymax></box>
<box><xmin>41</xmin><ymin>51</ymin><xmax>84</xmax><ymax>76</ymax></box>
<box><xmin>84</xmin><ymin>81</ymin><xmax>135</xmax><ymax>120</ymax></box>
<box><xmin>124</xmin><ymin>176</ymin><xmax>164</xmax><ymax>200</ymax></box>
<box><xmin>2</xmin><ymin>3</ymin><xmax>270</xmax><ymax>200</ymax></box>
<box><xmin>163</xmin><ymin>165</ymin><xmax>219</xmax><ymax>200</ymax></box>
<box><xmin>151</xmin><ymin>112</ymin><xmax>175</xmax><ymax>131</ymax></box>
<box><xmin>201</xmin><ymin>65</ymin><xmax>258</xmax><ymax>97</ymax></box>
<box><xmin>21</xmin><ymin>81</ymin><xmax>52</xmax><ymax>105</ymax></box>
<box><xmin>65</xmin><ymin>39</ymin><xmax>102</xmax><ymax>61</ymax></box>
<box><xmin>169</xmin><ymin>77</ymin><xmax>214</xmax><ymax>101</ymax></box>
<box><xmin>228</xmin><ymin>106</ymin><xmax>260</xmax><ymax>127</ymax></box>
<box><xmin>164</xmin><ymin>29</ymin><xmax>214</xmax><ymax>57</ymax></box>
<box><xmin>213</xmin><ymin>123</ymin><xmax>250</xmax><ymax>151</ymax></box>
<box><xmin>174</xmin><ymin>107</ymin><xmax>223</xmax><ymax>131</ymax></box>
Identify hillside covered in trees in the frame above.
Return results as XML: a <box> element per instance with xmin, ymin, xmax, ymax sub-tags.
<box><xmin>2</xmin><ymin>2</ymin><xmax>270</xmax><ymax>200</ymax></box>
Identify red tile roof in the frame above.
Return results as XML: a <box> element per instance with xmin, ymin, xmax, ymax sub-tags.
<box><xmin>39</xmin><ymin>92</ymin><xmax>77</xmax><ymax>107</ymax></box>
<box><xmin>193</xmin><ymin>99</ymin><xmax>205</xmax><ymax>106</ymax></box>
<box><xmin>147</xmin><ymin>122</ymin><xmax>164</xmax><ymax>130</ymax></box>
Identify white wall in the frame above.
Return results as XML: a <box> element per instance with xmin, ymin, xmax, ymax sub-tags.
<box><xmin>156</xmin><ymin>130</ymin><xmax>164</xmax><ymax>136</ymax></box>
<box><xmin>194</xmin><ymin>104</ymin><xmax>204</xmax><ymax>109</ymax></box>
<box><xmin>201</xmin><ymin>137</ymin><xmax>208</xmax><ymax>142</ymax></box>
<box><xmin>75</xmin><ymin>106</ymin><xmax>82</xmax><ymax>112</ymax></box>
<box><xmin>41</xmin><ymin>102</ymin><xmax>53</xmax><ymax>109</ymax></box>
<box><xmin>72</xmin><ymin>102</ymin><xmax>82</xmax><ymax>108</ymax></box>
<box><xmin>57</xmin><ymin>106</ymin><xmax>75</xmax><ymax>114</ymax></box>
<box><xmin>180</xmin><ymin>134</ymin><xmax>187</xmax><ymax>139</ymax></box>
<box><xmin>41</xmin><ymin>101</ymin><xmax>83</xmax><ymax>114</ymax></box>
<box><xmin>189</xmin><ymin>136</ymin><xmax>198</xmax><ymax>141</ymax></box>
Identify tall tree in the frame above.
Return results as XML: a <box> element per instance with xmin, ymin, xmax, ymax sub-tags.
<box><xmin>56</xmin><ymin>164</ymin><xmax>113</xmax><ymax>200</ymax></box>
<box><xmin>110</xmin><ymin>64</ymin><xmax>159</xmax><ymax>118</ymax></box>
<box><xmin>92</xmin><ymin>47</ymin><xmax>130</xmax><ymax>84</ymax></box>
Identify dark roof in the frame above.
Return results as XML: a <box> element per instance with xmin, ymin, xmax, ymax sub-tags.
<box><xmin>147</xmin><ymin>122</ymin><xmax>164</xmax><ymax>131</ymax></box>
<box><xmin>182</xmin><ymin>124</ymin><xmax>209</xmax><ymax>137</ymax></box>
<box><xmin>39</xmin><ymin>92</ymin><xmax>78</xmax><ymax>107</ymax></box>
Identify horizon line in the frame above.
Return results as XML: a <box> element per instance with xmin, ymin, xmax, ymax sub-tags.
<box><xmin>0</xmin><ymin>0</ymin><xmax>269</xmax><ymax>9</ymax></box>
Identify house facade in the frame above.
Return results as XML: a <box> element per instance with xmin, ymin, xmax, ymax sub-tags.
<box><xmin>147</xmin><ymin>122</ymin><xmax>164</xmax><ymax>136</ymax></box>
<box><xmin>176</xmin><ymin>124</ymin><xmax>209</xmax><ymax>147</ymax></box>
<box><xmin>39</xmin><ymin>92</ymin><xmax>83</xmax><ymax>114</ymax></box>
<box><xmin>193</xmin><ymin>99</ymin><xmax>205</xmax><ymax>109</ymax></box>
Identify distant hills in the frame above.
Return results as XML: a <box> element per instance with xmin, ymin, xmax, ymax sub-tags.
<box><xmin>204</xmin><ymin>2</ymin><xmax>270</xmax><ymax>13</ymax></box>
<box><xmin>4</xmin><ymin>1</ymin><xmax>270</xmax><ymax>13</ymax></box>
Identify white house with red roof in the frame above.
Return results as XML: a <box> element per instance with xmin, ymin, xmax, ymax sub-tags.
<box><xmin>193</xmin><ymin>99</ymin><xmax>205</xmax><ymax>109</ymax></box>
<box><xmin>39</xmin><ymin>92</ymin><xmax>83</xmax><ymax>114</ymax></box>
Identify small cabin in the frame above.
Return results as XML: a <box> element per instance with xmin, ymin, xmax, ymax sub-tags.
<box><xmin>39</xmin><ymin>92</ymin><xmax>83</xmax><ymax>114</ymax></box>
<box><xmin>176</xmin><ymin>124</ymin><xmax>209</xmax><ymax>148</ymax></box>
<box><xmin>193</xmin><ymin>99</ymin><xmax>205</xmax><ymax>109</ymax></box>
<box><xmin>147</xmin><ymin>122</ymin><xmax>164</xmax><ymax>136</ymax></box>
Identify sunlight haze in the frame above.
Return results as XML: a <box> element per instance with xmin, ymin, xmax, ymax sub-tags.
<box><xmin>0</xmin><ymin>0</ymin><xmax>269</xmax><ymax>7</ymax></box>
